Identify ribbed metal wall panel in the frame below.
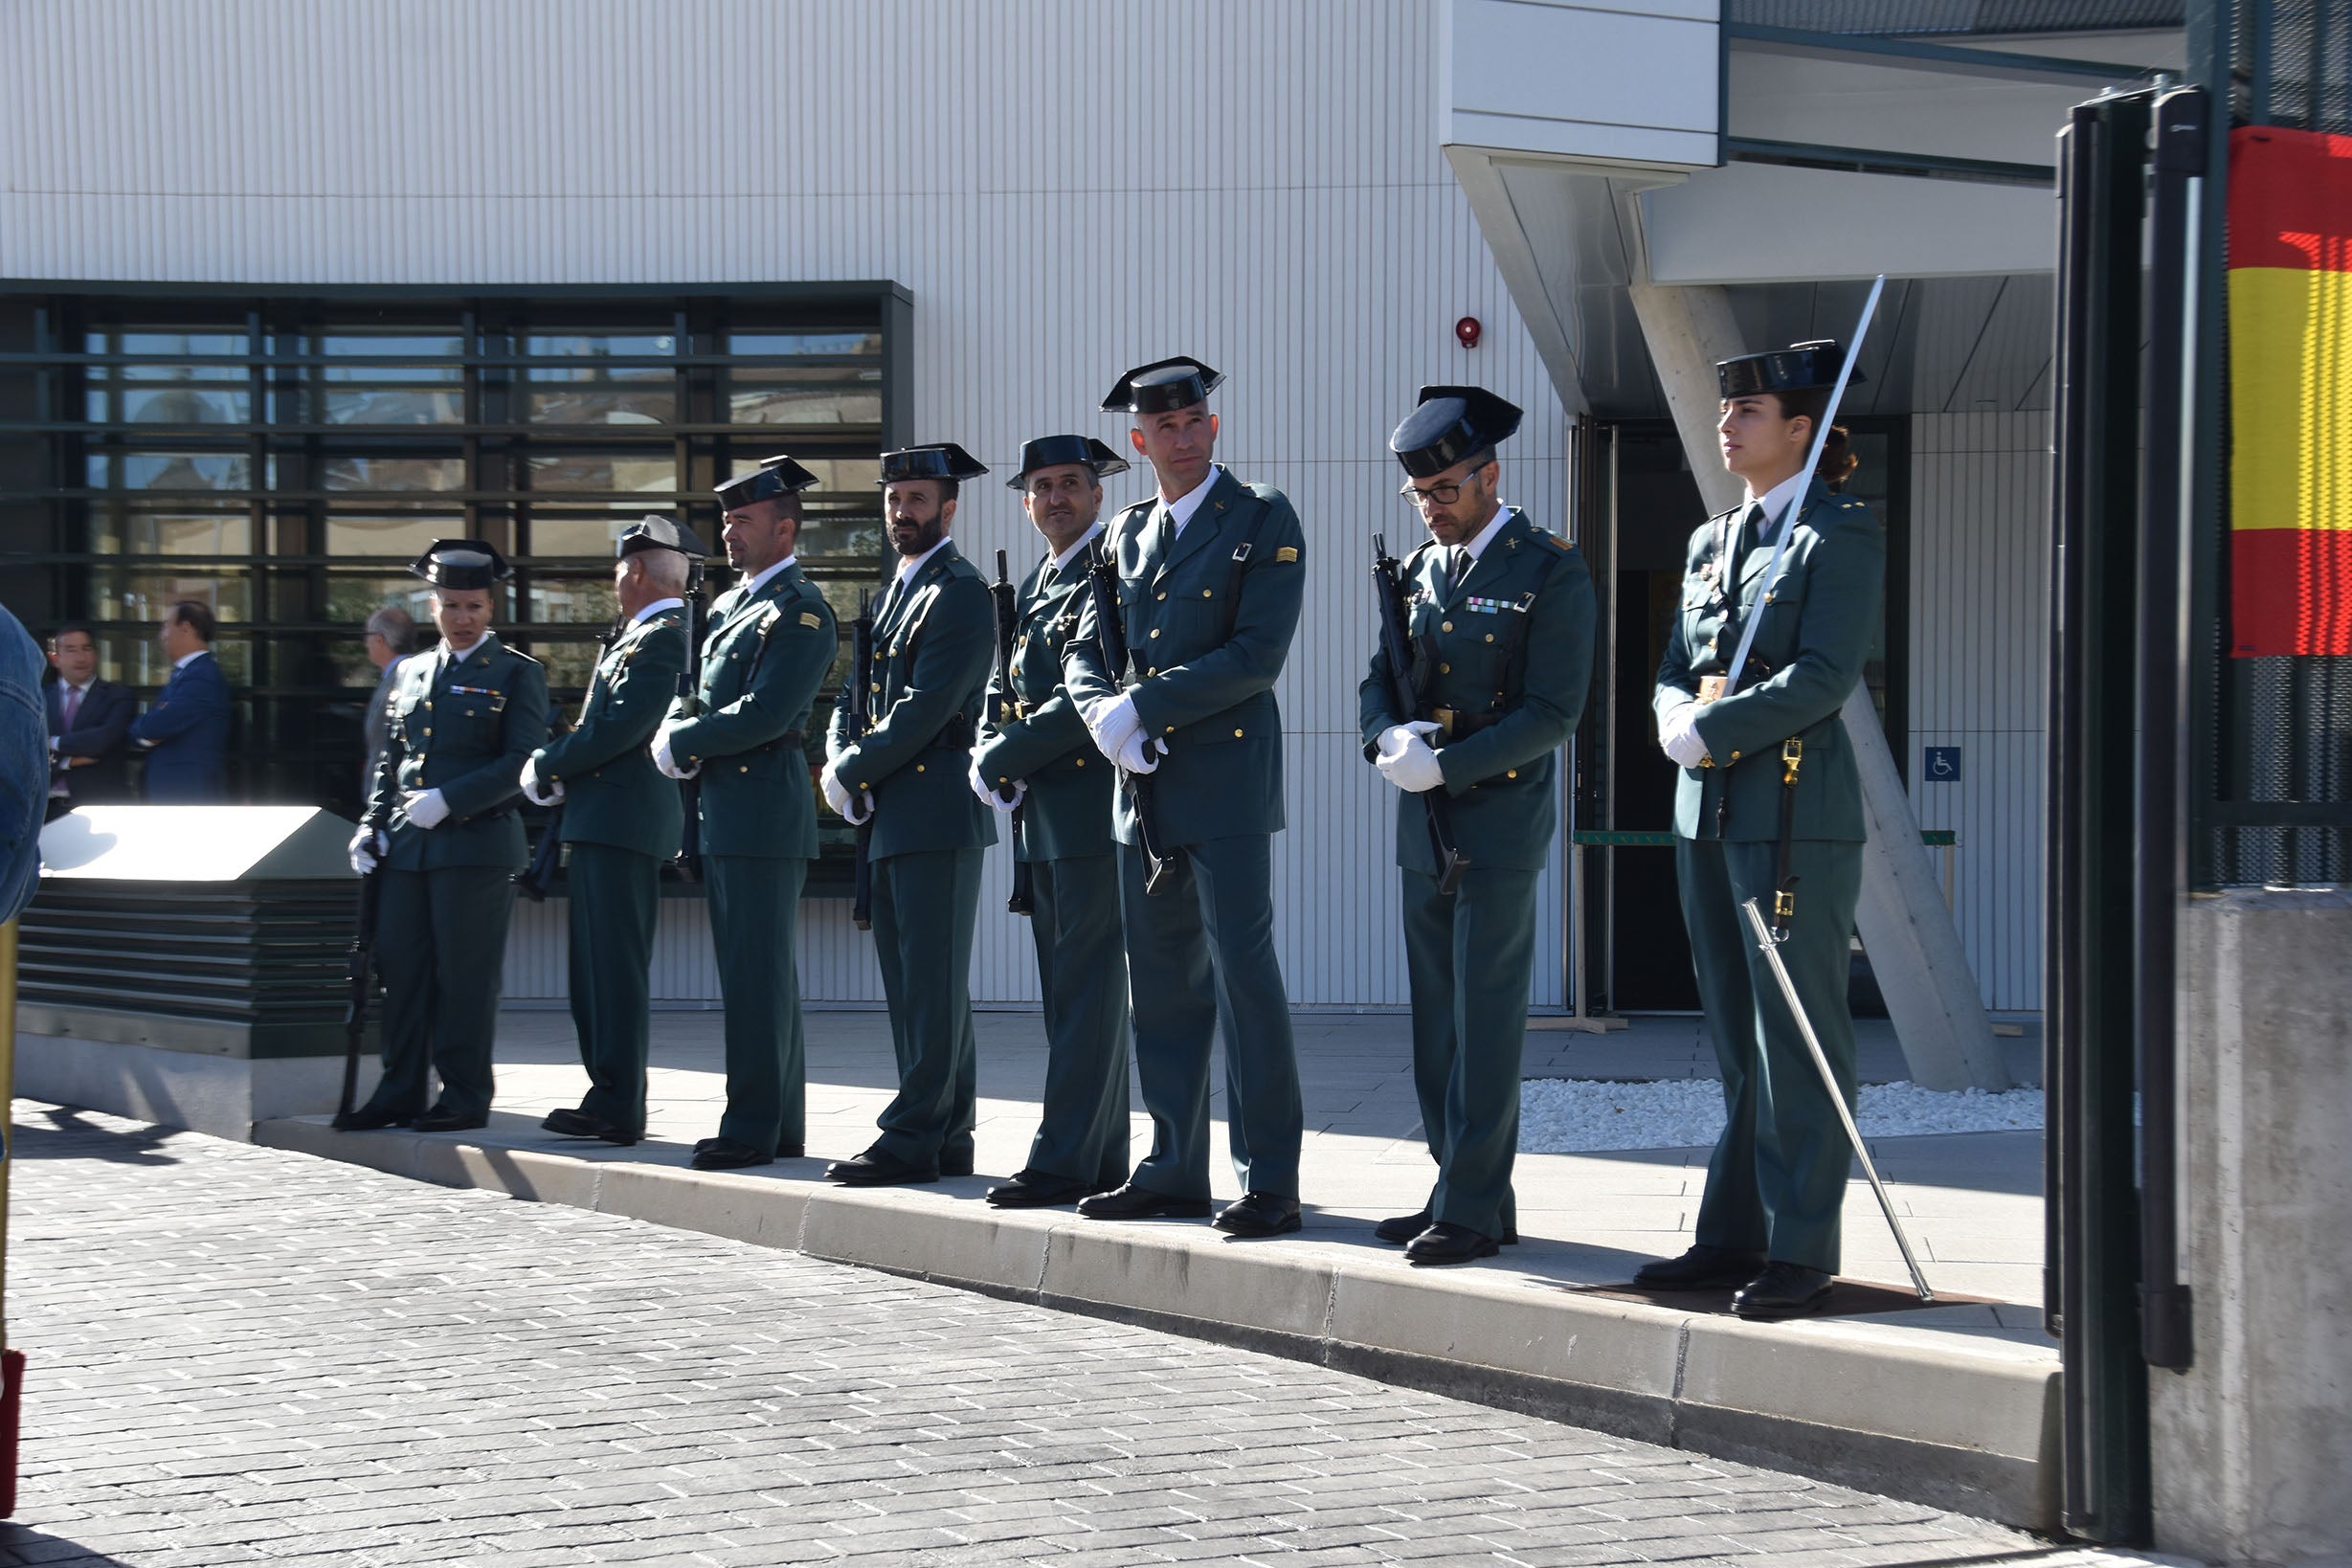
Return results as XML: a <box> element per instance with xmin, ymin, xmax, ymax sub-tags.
<box><xmin>6</xmin><ymin>0</ymin><xmax>1572</xmax><ymax>1008</ymax></box>
<box><xmin>1907</xmin><ymin>411</ymin><xmax>2049</xmax><ymax>1014</ymax></box>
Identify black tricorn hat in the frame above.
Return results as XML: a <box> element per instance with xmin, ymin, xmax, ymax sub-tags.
<box><xmin>1006</xmin><ymin>434</ymin><xmax>1131</xmax><ymax>489</ymax></box>
<box><xmin>409</xmin><ymin>539</ymin><xmax>510</xmax><ymax>590</ymax></box>
<box><xmin>1102</xmin><ymin>356</ymin><xmax>1223</xmax><ymax>415</ymax></box>
<box><xmin>1716</xmin><ymin>340</ymin><xmax>1864</xmax><ymax>400</ymax></box>
<box><xmin>616</xmin><ymin>514</ymin><xmax>709</xmax><ymax>561</ymax></box>
<box><xmin>877</xmin><ymin>443</ymin><xmax>989</xmax><ymax>485</ymax></box>
<box><xmin>715</xmin><ymin>454</ymin><xmax>821</xmax><ymax>511</ymax></box>
<box><xmin>1389</xmin><ymin>386</ymin><xmax>1524</xmax><ymax>479</ymax></box>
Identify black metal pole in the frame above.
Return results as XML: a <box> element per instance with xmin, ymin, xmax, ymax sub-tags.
<box><xmin>2135</xmin><ymin>84</ymin><xmax>2206</xmax><ymax>1377</ymax></box>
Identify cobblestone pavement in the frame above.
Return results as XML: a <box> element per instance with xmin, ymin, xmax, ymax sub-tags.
<box><xmin>0</xmin><ymin>1104</ymin><xmax>2174</xmax><ymax>1568</ymax></box>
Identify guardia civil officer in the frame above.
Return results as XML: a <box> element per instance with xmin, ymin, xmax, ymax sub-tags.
<box><xmin>970</xmin><ymin>436</ymin><xmax>1135</xmax><ymax>1208</ymax></box>
<box><xmin>526</xmin><ymin>516</ymin><xmax>699</xmax><ymax>1147</ymax></box>
<box><xmin>1064</xmin><ymin>358</ymin><xmax>1309</xmax><ymax>1238</ymax></box>
<box><xmin>1637</xmin><ymin>342</ymin><xmax>1885</xmax><ymax>1319</ymax></box>
<box><xmin>820</xmin><ymin>444</ymin><xmax>997</xmax><ymax>1186</ymax></box>
<box><xmin>342</xmin><ymin>542</ymin><xmax>549</xmax><ymax>1132</ymax></box>
<box><xmin>1359</xmin><ymin>388</ymin><xmax>1596</xmax><ymax>1265</ymax></box>
<box><xmin>654</xmin><ymin>458</ymin><xmax>838</xmax><ymax>1172</ymax></box>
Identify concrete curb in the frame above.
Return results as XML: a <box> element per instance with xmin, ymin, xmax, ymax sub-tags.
<box><xmin>255</xmin><ymin>1116</ymin><xmax>2058</xmax><ymax>1531</ymax></box>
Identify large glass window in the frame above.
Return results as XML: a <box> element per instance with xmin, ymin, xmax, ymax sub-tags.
<box><xmin>4</xmin><ymin>285</ymin><xmax>907</xmax><ymax>886</ymax></box>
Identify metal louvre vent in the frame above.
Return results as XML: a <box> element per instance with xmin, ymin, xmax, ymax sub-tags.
<box><xmin>1728</xmin><ymin>0</ymin><xmax>2184</xmax><ymax>34</ymax></box>
<box><xmin>2231</xmin><ymin>0</ymin><xmax>2352</xmax><ymax>133</ymax></box>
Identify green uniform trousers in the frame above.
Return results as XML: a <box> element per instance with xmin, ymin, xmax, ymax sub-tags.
<box><xmin>1121</xmin><ymin>833</ymin><xmax>1302</xmax><ymax>1200</ymax></box>
<box><xmin>368</xmin><ymin>863</ymin><xmax>516</xmax><ymax>1121</ymax></box>
<box><xmin>565</xmin><ymin>842</ymin><xmax>659</xmax><ymax>1137</ymax></box>
<box><xmin>1401</xmin><ymin>864</ymin><xmax>1539</xmax><ymax>1240</ymax></box>
<box><xmin>869</xmin><ymin>846</ymin><xmax>981</xmax><ymax>1170</ymax></box>
<box><xmin>1676</xmin><ymin>836</ymin><xmax>1864</xmax><ymax>1274</ymax></box>
<box><xmin>705</xmin><ymin>854</ymin><xmax>808</xmax><ymax>1155</ymax></box>
<box><xmin>1021</xmin><ymin>854</ymin><xmax>1132</xmax><ymax>1188</ymax></box>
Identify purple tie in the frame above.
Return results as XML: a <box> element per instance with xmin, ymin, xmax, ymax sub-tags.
<box><xmin>61</xmin><ymin>685</ymin><xmax>81</xmax><ymax>730</ymax></box>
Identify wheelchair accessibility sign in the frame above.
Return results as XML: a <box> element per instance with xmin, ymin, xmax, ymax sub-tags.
<box><xmin>1924</xmin><ymin>746</ymin><xmax>1961</xmax><ymax>782</ymax></box>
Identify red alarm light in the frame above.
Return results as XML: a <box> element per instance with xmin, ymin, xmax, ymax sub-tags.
<box><xmin>1455</xmin><ymin>316</ymin><xmax>1482</xmax><ymax>348</ymax></box>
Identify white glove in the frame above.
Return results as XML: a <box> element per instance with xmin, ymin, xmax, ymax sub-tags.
<box><xmin>1083</xmin><ymin>693</ymin><xmax>1142</xmax><ymax>759</ymax></box>
<box><xmin>399</xmin><ymin>788</ymin><xmax>451</xmax><ymax>829</ymax></box>
<box><xmin>819</xmin><ymin>765</ymin><xmax>853</xmax><ymax>818</ymax></box>
<box><xmin>841</xmin><ymin>788</ymin><xmax>875</xmax><ymax>825</ymax></box>
<box><xmin>1112</xmin><ymin>730</ymin><xmax>1165</xmax><ymax>774</ymax></box>
<box><xmin>1377</xmin><ymin>720</ymin><xmax>1442</xmax><ymax>756</ymax></box>
<box><xmin>968</xmin><ymin>754</ymin><xmax>1025</xmax><ymax>813</ymax></box>
<box><xmin>519</xmin><ymin>758</ymin><xmax>565</xmax><ymax>807</ymax></box>
<box><xmin>1376</xmin><ymin>728</ymin><xmax>1445</xmax><ymax>794</ymax></box>
<box><xmin>653</xmin><ymin>722</ymin><xmax>700</xmax><ymax>781</ymax></box>
<box><xmin>1659</xmin><ymin>701</ymin><xmax>1711</xmax><ymax>768</ymax></box>
<box><xmin>347</xmin><ymin>827</ymin><xmax>388</xmax><ymax>875</ymax></box>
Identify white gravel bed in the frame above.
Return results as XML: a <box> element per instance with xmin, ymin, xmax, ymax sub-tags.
<box><xmin>1518</xmin><ymin>1077</ymin><xmax>2046</xmax><ymax>1154</ymax></box>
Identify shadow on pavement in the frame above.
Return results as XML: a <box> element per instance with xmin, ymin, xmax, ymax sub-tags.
<box><xmin>8</xmin><ymin>1107</ymin><xmax>180</xmax><ymax>1167</ymax></box>
<box><xmin>0</xmin><ymin>1524</ymin><xmax>136</xmax><ymax>1565</ymax></box>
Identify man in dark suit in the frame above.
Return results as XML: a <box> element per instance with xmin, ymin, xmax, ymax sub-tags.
<box><xmin>820</xmin><ymin>443</ymin><xmax>998</xmax><ymax>1188</ymax></box>
<box><xmin>1064</xmin><ymin>358</ymin><xmax>1310</xmax><ymax>1239</ymax></box>
<box><xmin>2</xmin><ymin>606</ymin><xmax>45</xmax><ymax>923</ymax></box>
<box><xmin>129</xmin><ymin>600</ymin><xmax>231</xmax><ymax>801</ymax></box>
<box><xmin>43</xmin><ymin>623</ymin><xmax>135</xmax><ymax>818</ymax></box>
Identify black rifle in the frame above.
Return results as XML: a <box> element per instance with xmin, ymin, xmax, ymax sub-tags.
<box><xmin>845</xmin><ymin>588</ymin><xmax>877</xmax><ymax>930</ymax></box>
<box><xmin>331</xmin><ymin>864</ymin><xmax>382</xmax><ymax>1127</ymax></box>
<box><xmin>514</xmin><ymin>620</ymin><xmax>616</xmax><ymax>902</ymax></box>
<box><xmin>1373</xmin><ymin>531</ymin><xmax>1467</xmax><ymax>896</ymax></box>
<box><xmin>988</xmin><ymin>549</ymin><xmax>1035</xmax><ymax>916</ymax></box>
<box><xmin>1086</xmin><ymin>535</ymin><xmax>1179</xmax><ymax>895</ymax></box>
<box><xmin>673</xmin><ymin>558</ymin><xmax>707</xmax><ymax>882</ymax></box>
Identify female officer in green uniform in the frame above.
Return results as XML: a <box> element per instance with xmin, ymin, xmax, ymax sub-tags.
<box><xmin>1638</xmin><ymin>342</ymin><xmax>1884</xmax><ymax>1319</ymax></box>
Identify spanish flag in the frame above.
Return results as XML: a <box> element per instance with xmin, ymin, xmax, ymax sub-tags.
<box><xmin>2230</xmin><ymin>125</ymin><xmax>2352</xmax><ymax>656</ymax></box>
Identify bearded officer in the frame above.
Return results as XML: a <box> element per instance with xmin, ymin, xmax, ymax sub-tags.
<box><xmin>820</xmin><ymin>443</ymin><xmax>997</xmax><ymax>1186</ymax></box>
<box><xmin>1637</xmin><ymin>342</ymin><xmax>1885</xmax><ymax>1319</ymax></box>
<box><xmin>1064</xmin><ymin>358</ymin><xmax>1309</xmax><ymax>1238</ymax></box>
<box><xmin>342</xmin><ymin>541</ymin><xmax>549</xmax><ymax>1132</ymax></box>
<box><xmin>971</xmin><ymin>435</ymin><xmax>1134</xmax><ymax>1209</ymax></box>
<box><xmin>1359</xmin><ymin>388</ymin><xmax>1596</xmax><ymax>1264</ymax></box>
<box><xmin>654</xmin><ymin>457</ymin><xmax>838</xmax><ymax>1172</ymax></box>
<box><xmin>526</xmin><ymin>515</ymin><xmax>700</xmax><ymax>1147</ymax></box>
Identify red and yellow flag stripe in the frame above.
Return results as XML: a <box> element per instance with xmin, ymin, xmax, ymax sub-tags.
<box><xmin>2229</xmin><ymin>124</ymin><xmax>2352</xmax><ymax>657</ymax></box>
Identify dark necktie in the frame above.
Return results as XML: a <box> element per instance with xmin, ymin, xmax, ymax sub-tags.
<box><xmin>1154</xmin><ymin>507</ymin><xmax>1176</xmax><ymax>562</ymax></box>
<box><xmin>1450</xmin><ymin>547</ymin><xmax>1470</xmax><ymax>594</ymax></box>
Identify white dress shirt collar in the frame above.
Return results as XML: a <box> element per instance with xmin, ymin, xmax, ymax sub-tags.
<box><xmin>1460</xmin><ymin>502</ymin><xmax>1512</xmax><ymax>563</ymax></box>
<box><xmin>894</xmin><ymin>538</ymin><xmax>950</xmax><ymax>587</ymax></box>
<box><xmin>1049</xmin><ymin>521</ymin><xmax>1106</xmax><ymax>574</ymax></box>
<box><xmin>1748</xmin><ymin>468</ymin><xmax>1811</xmax><ymax>544</ymax></box>
<box><xmin>438</xmin><ymin>630</ymin><xmax>498</xmax><ymax>669</ymax></box>
<box><xmin>632</xmin><ymin>595</ymin><xmax>685</xmax><ymax>625</ymax></box>
<box><xmin>1158</xmin><ymin>464</ymin><xmax>1223</xmax><ymax>540</ymax></box>
<box><xmin>739</xmin><ymin>554</ymin><xmax>796</xmax><ymax>601</ymax></box>
<box><xmin>172</xmin><ymin>647</ymin><xmax>211</xmax><ymax>673</ymax></box>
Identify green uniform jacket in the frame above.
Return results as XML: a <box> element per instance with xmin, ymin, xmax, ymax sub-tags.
<box><xmin>1063</xmin><ymin>468</ymin><xmax>1308</xmax><ymax>848</ymax></box>
<box><xmin>973</xmin><ymin>539</ymin><xmax>1116</xmax><ymax>864</ymax></box>
<box><xmin>365</xmin><ymin>636</ymin><xmax>549</xmax><ymax>871</ymax></box>
<box><xmin>1357</xmin><ymin>509</ymin><xmax>1598</xmax><ymax>875</ymax></box>
<box><xmin>665</xmin><ymin>565</ymin><xmax>836</xmax><ymax>861</ymax></box>
<box><xmin>1652</xmin><ymin>480</ymin><xmax>1885</xmax><ymax>842</ymax></box>
<box><xmin>534</xmin><ymin>609</ymin><xmax>686</xmax><ymax>861</ymax></box>
<box><xmin>826</xmin><ymin>542</ymin><xmax>997</xmax><ymax>862</ymax></box>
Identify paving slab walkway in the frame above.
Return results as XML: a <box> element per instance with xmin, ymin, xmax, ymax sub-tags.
<box><xmin>6</xmin><ymin>1105</ymin><xmax>2171</xmax><ymax>1568</ymax></box>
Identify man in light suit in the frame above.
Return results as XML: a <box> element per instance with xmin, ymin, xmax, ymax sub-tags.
<box><xmin>130</xmin><ymin>600</ymin><xmax>231</xmax><ymax>802</ymax></box>
<box><xmin>44</xmin><ymin>623</ymin><xmax>135</xmax><ymax>818</ymax></box>
<box><xmin>361</xmin><ymin>605</ymin><xmax>417</xmax><ymax>799</ymax></box>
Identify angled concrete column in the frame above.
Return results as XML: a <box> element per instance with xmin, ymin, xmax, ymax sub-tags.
<box><xmin>1628</xmin><ymin>280</ymin><xmax>2008</xmax><ymax>1092</ymax></box>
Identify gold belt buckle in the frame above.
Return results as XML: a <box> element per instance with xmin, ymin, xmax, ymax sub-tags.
<box><xmin>1430</xmin><ymin>706</ymin><xmax>1457</xmax><ymax>741</ymax></box>
<box><xmin>1781</xmin><ymin>736</ymin><xmax>1803</xmax><ymax>785</ymax></box>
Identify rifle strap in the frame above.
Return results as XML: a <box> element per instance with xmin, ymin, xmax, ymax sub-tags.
<box><xmin>1490</xmin><ymin>546</ymin><xmax>1561</xmax><ymax>708</ymax></box>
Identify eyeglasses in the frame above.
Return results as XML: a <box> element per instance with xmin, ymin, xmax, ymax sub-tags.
<box><xmin>1399</xmin><ymin>480</ymin><xmax>1467</xmax><ymax>510</ymax></box>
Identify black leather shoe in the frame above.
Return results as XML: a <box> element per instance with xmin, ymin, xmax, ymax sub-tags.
<box><xmin>691</xmin><ymin>1138</ymin><xmax>775</xmax><ymax>1172</ymax></box>
<box><xmin>984</xmin><ymin>1169</ymin><xmax>1100</xmax><ymax>1208</ymax></box>
<box><xmin>824</xmin><ymin>1147</ymin><xmax>939</xmax><ymax>1186</ymax></box>
<box><xmin>1376</xmin><ymin>1209</ymin><xmax>1519</xmax><ymax>1245</ymax></box>
<box><xmin>1405</xmin><ymin>1221</ymin><xmax>1501</xmax><ymax>1266</ymax></box>
<box><xmin>1076</xmin><ymin>1183</ymin><xmax>1213</xmax><ymax>1221</ymax></box>
<box><xmin>541</xmin><ymin>1108</ymin><xmax>639</xmax><ymax>1146</ymax></box>
<box><xmin>1213</xmin><ymin>1192</ymin><xmax>1303</xmax><ymax>1238</ymax></box>
<box><xmin>332</xmin><ymin>1106</ymin><xmax>414</xmax><ymax>1131</ymax></box>
<box><xmin>1633</xmin><ymin>1244</ymin><xmax>1768</xmax><ymax>1290</ymax></box>
<box><xmin>1732</xmin><ymin>1262</ymin><xmax>1835</xmax><ymax>1319</ymax></box>
<box><xmin>414</xmin><ymin>1107</ymin><xmax>488</xmax><ymax>1133</ymax></box>
<box><xmin>940</xmin><ymin>1148</ymin><xmax>974</xmax><ymax>1177</ymax></box>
